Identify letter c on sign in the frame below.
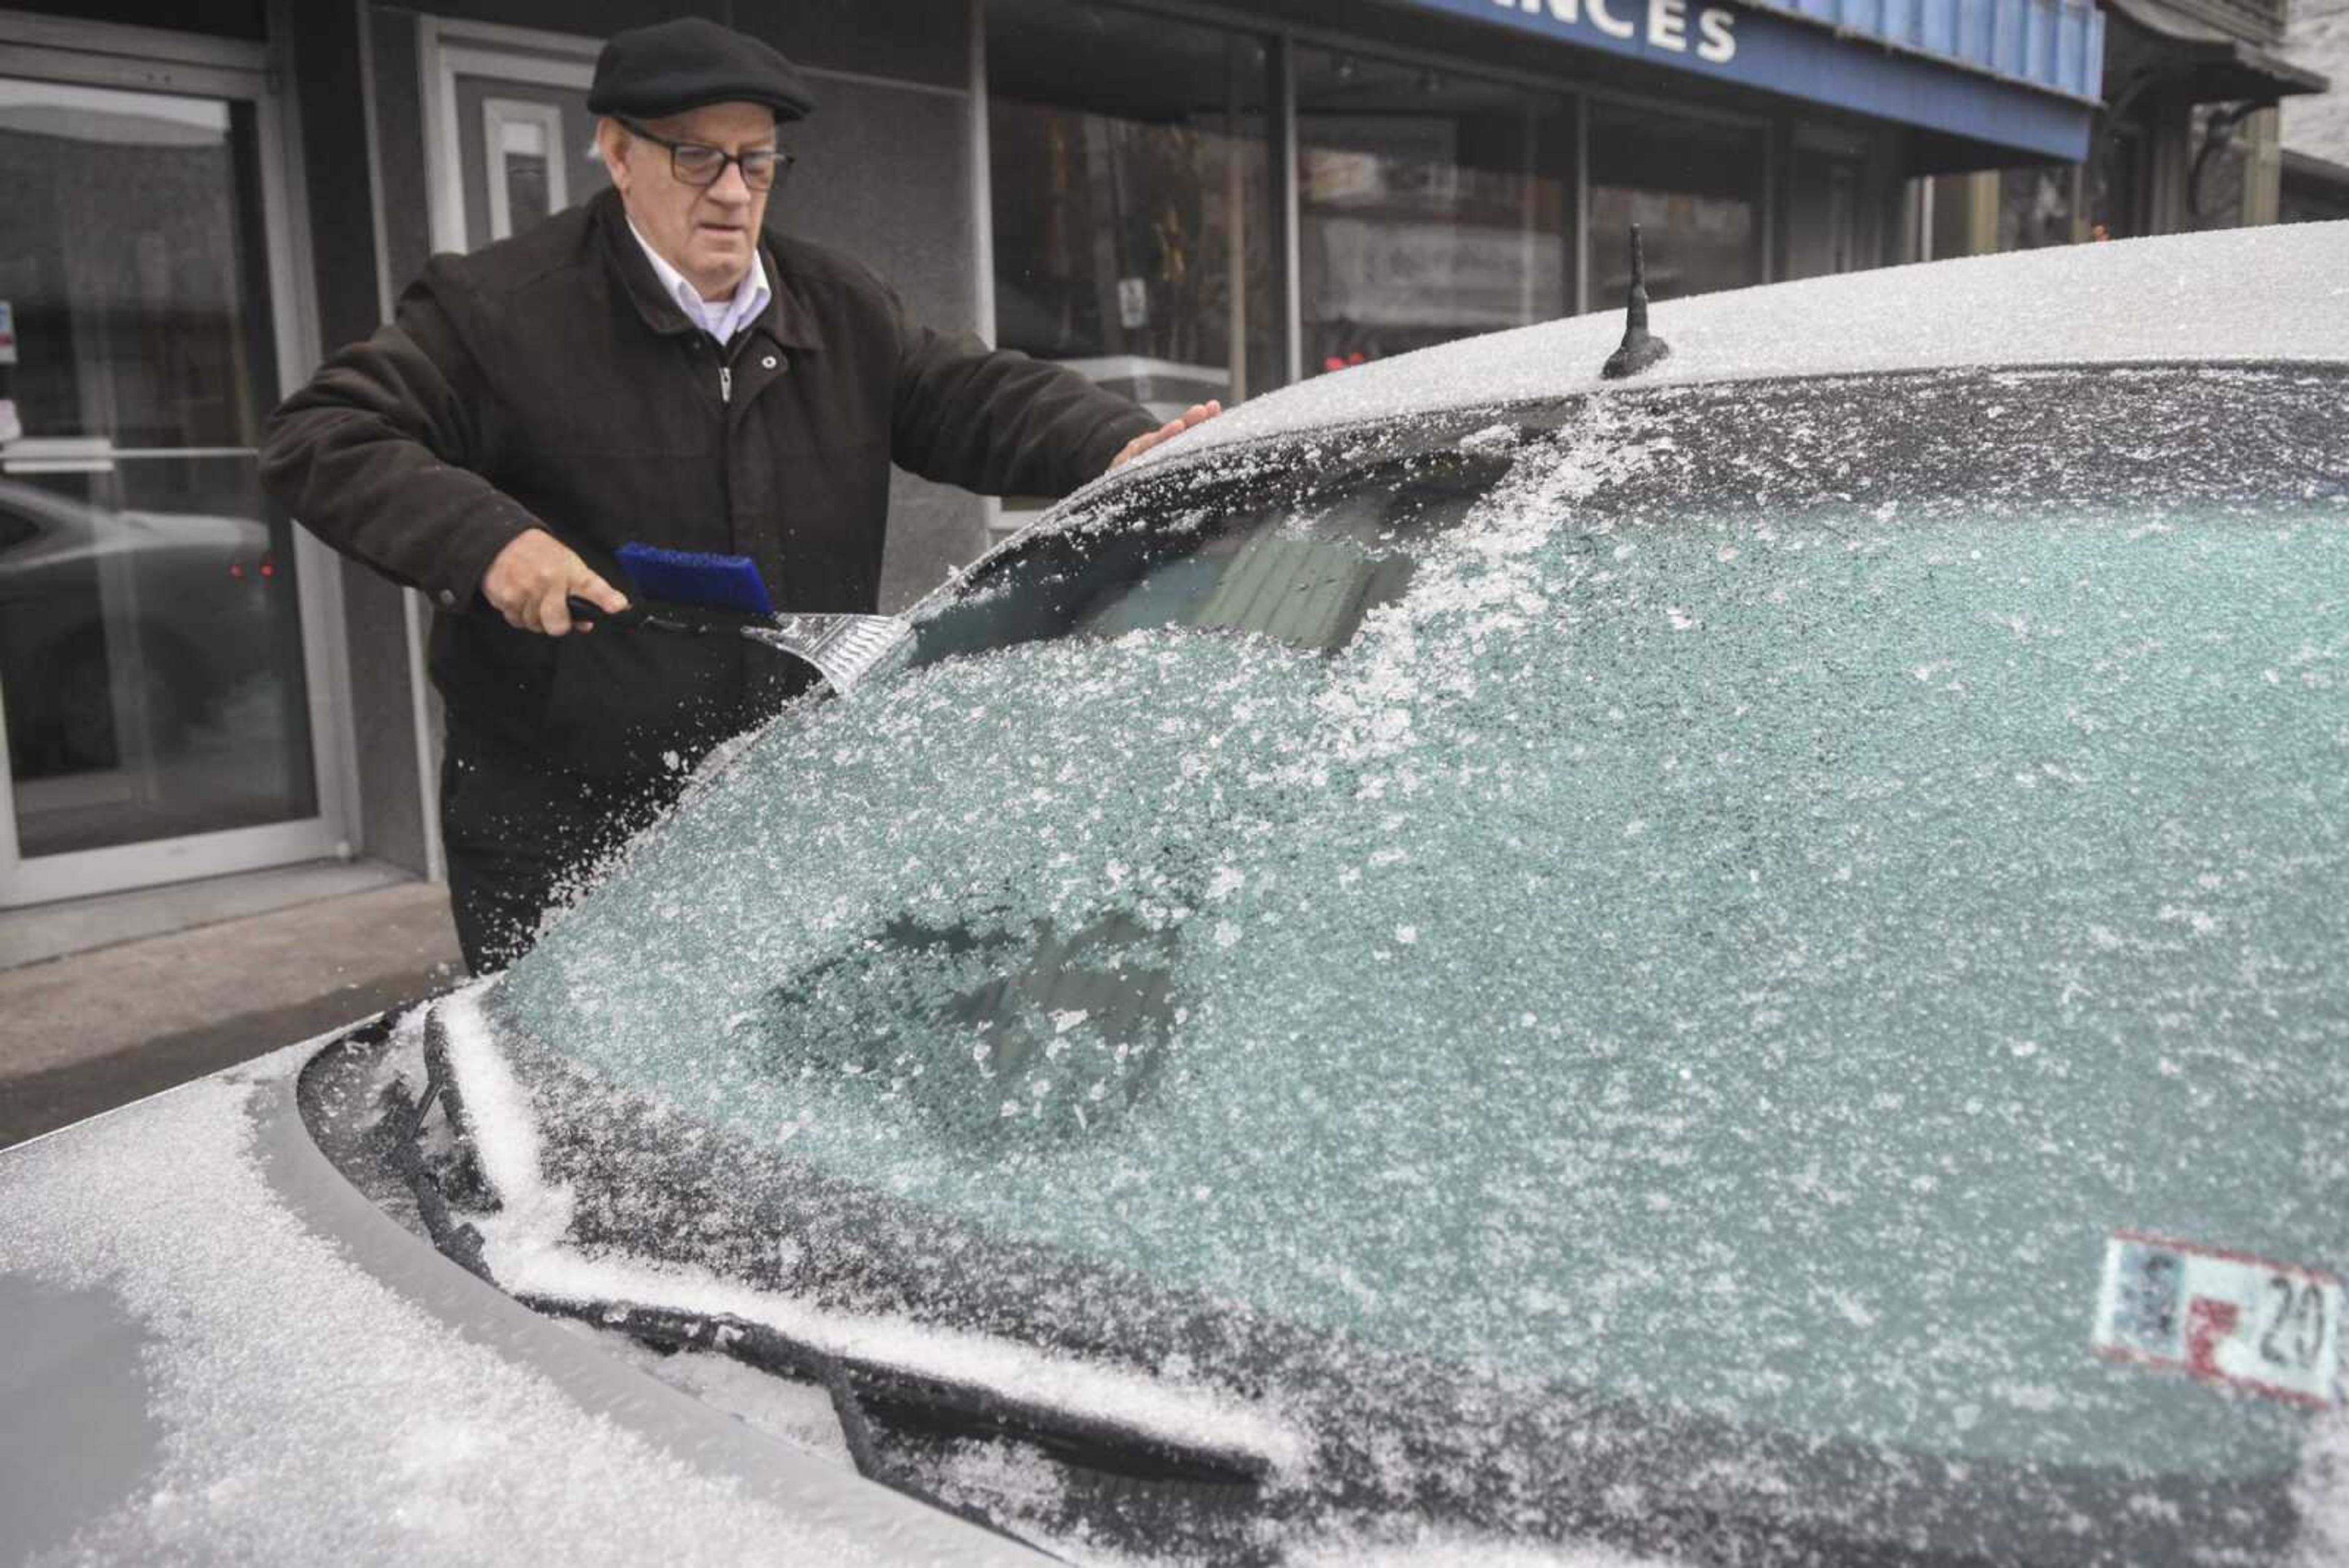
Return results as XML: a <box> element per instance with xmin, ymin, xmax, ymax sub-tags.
<box><xmin>1697</xmin><ymin>6</ymin><xmax>1737</xmax><ymax>60</ymax></box>
<box><xmin>1587</xmin><ymin>0</ymin><xmax>1638</xmax><ymax>39</ymax></box>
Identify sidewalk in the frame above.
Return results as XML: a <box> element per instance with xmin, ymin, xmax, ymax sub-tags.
<box><xmin>0</xmin><ymin>875</ymin><xmax>462</xmax><ymax>1149</ymax></box>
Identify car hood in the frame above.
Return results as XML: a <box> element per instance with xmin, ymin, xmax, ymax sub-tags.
<box><xmin>0</xmin><ymin>1028</ymin><xmax>1048</xmax><ymax>1566</ymax></box>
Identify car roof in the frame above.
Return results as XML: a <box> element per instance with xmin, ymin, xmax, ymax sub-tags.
<box><xmin>1141</xmin><ymin>220</ymin><xmax>2349</xmax><ymax>467</ymax></box>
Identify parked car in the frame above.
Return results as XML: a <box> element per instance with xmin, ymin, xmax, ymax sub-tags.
<box><xmin>5</xmin><ymin>220</ymin><xmax>2347</xmax><ymax>1566</ymax></box>
<box><xmin>0</xmin><ymin>480</ymin><xmax>282</xmax><ymax>774</ymax></box>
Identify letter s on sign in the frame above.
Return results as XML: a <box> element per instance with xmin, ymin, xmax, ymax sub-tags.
<box><xmin>1697</xmin><ymin>6</ymin><xmax>1737</xmax><ymax>61</ymax></box>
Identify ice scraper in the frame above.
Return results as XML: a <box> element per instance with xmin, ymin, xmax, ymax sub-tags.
<box><xmin>566</xmin><ymin>543</ymin><xmax>908</xmax><ymax>696</ymax></box>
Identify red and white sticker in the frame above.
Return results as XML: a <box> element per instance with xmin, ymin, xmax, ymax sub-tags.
<box><xmin>2092</xmin><ymin>1231</ymin><xmax>2342</xmax><ymax>1408</ymax></box>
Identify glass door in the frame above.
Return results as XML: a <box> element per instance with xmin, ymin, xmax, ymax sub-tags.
<box><xmin>0</xmin><ymin>28</ymin><xmax>347</xmax><ymax>905</ymax></box>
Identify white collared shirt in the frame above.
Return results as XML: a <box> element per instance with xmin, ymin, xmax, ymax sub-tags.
<box><xmin>625</xmin><ymin>212</ymin><xmax>771</xmax><ymax>345</ymax></box>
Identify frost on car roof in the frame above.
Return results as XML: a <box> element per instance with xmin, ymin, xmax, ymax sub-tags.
<box><xmin>1111</xmin><ymin>220</ymin><xmax>2349</xmax><ymax>475</ymax></box>
<box><xmin>0</xmin><ymin>1069</ymin><xmax>1041</xmax><ymax>1565</ymax></box>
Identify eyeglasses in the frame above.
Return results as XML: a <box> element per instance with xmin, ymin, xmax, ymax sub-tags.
<box><xmin>616</xmin><ymin>117</ymin><xmax>794</xmax><ymax>192</ymax></box>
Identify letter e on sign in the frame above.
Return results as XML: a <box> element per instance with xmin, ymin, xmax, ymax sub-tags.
<box><xmin>1647</xmin><ymin>0</ymin><xmax>1689</xmax><ymax>50</ymax></box>
<box><xmin>1697</xmin><ymin>7</ymin><xmax>1737</xmax><ymax>61</ymax></box>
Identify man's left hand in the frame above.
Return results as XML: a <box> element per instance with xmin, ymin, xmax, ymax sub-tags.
<box><xmin>1109</xmin><ymin>401</ymin><xmax>1222</xmax><ymax>471</ymax></box>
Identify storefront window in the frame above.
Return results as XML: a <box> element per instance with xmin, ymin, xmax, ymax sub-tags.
<box><xmin>0</xmin><ymin>76</ymin><xmax>318</xmax><ymax>862</ymax></box>
<box><xmin>2091</xmin><ymin>122</ymin><xmax>2144</xmax><ymax>240</ymax></box>
<box><xmin>1999</xmin><ymin>165</ymin><xmax>2080</xmax><ymax>248</ymax></box>
<box><xmin>1296</xmin><ymin>50</ymin><xmax>1568</xmax><ymax>375</ymax></box>
<box><xmin>2184</xmin><ymin>105</ymin><xmax>2252</xmax><ymax>232</ymax></box>
<box><xmin>1588</xmin><ymin>101</ymin><xmax>1762</xmax><ymax>302</ymax></box>
<box><xmin>986</xmin><ymin>0</ymin><xmax>1276</xmax><ymax>414</ymax></box>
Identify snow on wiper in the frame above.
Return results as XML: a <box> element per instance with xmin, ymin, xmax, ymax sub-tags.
<box><xmin>533</xmin><ymin>1295</ymin><xmax>1274</xmax><ymax>1490</ymax></box>
<box><xmin>404</xmin><ymin>986</ymin><xmax>1310</xmax><ymax>1484</ymax></box>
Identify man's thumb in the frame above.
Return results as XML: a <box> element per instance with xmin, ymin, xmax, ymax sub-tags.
<box><xmin>576</xmin><ymin>568</ymin><xmax>630</xmax><ymax>614</ymax></box>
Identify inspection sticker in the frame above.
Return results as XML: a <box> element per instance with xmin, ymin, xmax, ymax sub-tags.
<box><xmin>2092</xmin><ymin>1231</ymin><xmax>2342</xmax><ymax>1408</ymax></box>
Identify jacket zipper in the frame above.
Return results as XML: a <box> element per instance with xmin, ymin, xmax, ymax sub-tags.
<box><xmin>719</xmin><ymin>364</ymin><xmax>732</xmax><ymax>404</ymax></box>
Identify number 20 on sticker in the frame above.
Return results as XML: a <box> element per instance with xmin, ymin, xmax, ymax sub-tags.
<box><xmin>2091</xmin><ymin>1231</ymin><xmax>2343</xmax><ymax>1408</ymax></box>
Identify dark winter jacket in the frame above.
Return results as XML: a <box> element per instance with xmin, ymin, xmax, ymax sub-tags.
<box><xmin>261</xmin><ymin>187</ymin><xmax>1154</xmax><ymax>778</ymax></box>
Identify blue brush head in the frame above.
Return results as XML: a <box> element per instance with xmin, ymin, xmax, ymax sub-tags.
<box><xmin>615</xmin><ymin>543</ymin><xmax>774</xmax><ymax>618</ymax></box>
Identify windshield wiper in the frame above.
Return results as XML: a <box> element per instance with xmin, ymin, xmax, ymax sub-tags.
<box><xmin>384</xmin><ymin>1053</ymin><xmax>1264</xmax><ymax>1561</ymax></box>
<box><xmin>537</xmin><ymin>1296</ymin><xmax>1271</xmax><ymax>1491</ymax></box>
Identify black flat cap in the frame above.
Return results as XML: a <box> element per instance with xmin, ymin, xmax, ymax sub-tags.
<box><xmin>587</xmin><ymin>17</ymin><xmax>818</xmax><ymax>123</ymax></box>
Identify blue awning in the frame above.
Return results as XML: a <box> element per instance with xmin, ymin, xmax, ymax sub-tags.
<box><xmin>1388</xmin><ymin>0</ymin><xmax>2105</xmax><ymax>160</ymax></box>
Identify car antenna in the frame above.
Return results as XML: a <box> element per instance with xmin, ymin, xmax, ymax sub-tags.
<box><xmin>1600</xmin><ymin>225</ymin><xmax>1670</xmax><ymax>381</ymax></box>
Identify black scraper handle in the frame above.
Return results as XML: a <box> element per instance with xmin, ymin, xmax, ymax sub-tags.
<box><xmin>566</xmin><ymin>594</ymin><xmax>644</xmax><ymax>631</ymax></box>
<box><xmin>566</xmin><ymin>594</ymin><xmax>719</xmax><ymax>638</ymax></box>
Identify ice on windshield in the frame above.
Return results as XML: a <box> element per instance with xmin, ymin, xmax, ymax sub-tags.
<box><xmin>476</xmin><ymin>367</ymin><xmax>2348</xmax><ymax>1561</ymax></box>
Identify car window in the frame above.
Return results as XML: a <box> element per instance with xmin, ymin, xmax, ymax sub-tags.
<box><xmin>477</xmin><ymin>366</ymin><xmax>2349</xmax><ymax>1561</ymax></box>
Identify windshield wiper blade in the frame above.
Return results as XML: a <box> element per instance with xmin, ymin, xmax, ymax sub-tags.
<box><xmin>386</xmin><ymin>1028</ymin><xmax>1272</xmax><ymax>1556</ymax></box>
<box><xmin>538</xmin><ymin>1296</ymin><xmax>1271</xmax><ymax>1491</ymax></box>
<box><xmin>384</xmin><ymin>1083</ymin><xmax>1069</xmax><ymax>1555</ymax></box>
<box><xmin>516</xmin><ymin>1296</ymin><xmax>1276</xmax><ymax>1567</ymax></box>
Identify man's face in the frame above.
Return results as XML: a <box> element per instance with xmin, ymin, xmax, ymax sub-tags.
<box><xmin>601</xmin><ymin>100</ymin><xmax>777</xmax><ymax>301</ymax></box>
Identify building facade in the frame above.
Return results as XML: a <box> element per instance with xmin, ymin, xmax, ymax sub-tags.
<box><xmin>1</xmin><ymin>0</ymin><xmax>2104</xmax><ymax>909</ymax></box>
<box><xmin>1931</xmin><ymin>0</ymin><xmax>2328</xmax><ymax>251</ymax></box>
<box><xmin>2280</xmin><ymin>0</ymin><xmax>2349</xmax><ymax>218</ymax></box>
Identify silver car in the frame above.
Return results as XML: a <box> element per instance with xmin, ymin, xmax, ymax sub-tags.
<box><xmin>6</xmin><ymin>220</ymin><xmax>2348</xmax><ymax>1566</ymax></box>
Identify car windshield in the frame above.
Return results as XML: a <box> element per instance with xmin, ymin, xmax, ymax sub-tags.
<box><xmin>468</xmin><ymin>365</ymin><xmax>2349</xmax><ymax>1562</ymax></box>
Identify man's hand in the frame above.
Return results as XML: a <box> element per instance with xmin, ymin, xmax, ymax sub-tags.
<box><xmin>481</xmin><ymin>527</ymin><xmax>628</xmax><ymax>636</ymax></box>
<box><xmin>1108</xmin><ymin>400</ymin><xmax>1222</xmax><ymax>472</ymax></box>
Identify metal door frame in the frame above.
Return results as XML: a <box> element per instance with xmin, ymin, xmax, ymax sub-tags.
<box><xmin>404</xmin><ymin>17</ymin><xmax>603</xmax><ymax>885</ymax></box>
<box><xmin>0</xmin><ymin>7</ymin><xmax>358</xmax><ymax>907</ymax></box>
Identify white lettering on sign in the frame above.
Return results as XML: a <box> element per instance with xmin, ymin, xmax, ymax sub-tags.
<box><xmin>1586</xmin><ymin>0</ymin><xmax>1637</xmax><ymax>39</ymax></box>
<box><xmin>1499</xmin><ymin>0</ymin><xmax>1734</xmax><ymax>60</ymax></box>
<box><xmin>1698</xmin><ymin>6</ymin><xmax>1738</xmax><ymax>61</ymax></box>
<box><xmin>1647</xmin><ymin>0</ymin><xmax>1689</xmax><ymax>50</ymax></box>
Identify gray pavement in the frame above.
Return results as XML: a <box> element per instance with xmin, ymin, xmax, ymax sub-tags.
<box><xmin>0</xmin><ymin>879</ymin><xmax>462</xmax><ymax>1148</ymax></box>
<box><xmin>0</xmin><ymin>860</ymin><xmax>418</xmax><ymax>970</ymax></box>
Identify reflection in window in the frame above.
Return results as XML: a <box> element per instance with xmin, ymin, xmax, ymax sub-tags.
<box><xmin>0</xmin><ymin>78</ymin><xmax>258</xmax><ymax>451</ymax></box>
<box><xmin>987</xmin><ymin>0</ymin><xmax>1277</xmax><ymax>414</ymax></box>
<box><xmin>2000</xmin><ymin>166</ymin><xmax>2079</xmax><ymax>250</ymax></box>
<box><xmin>1297</xmin><ymin>51</ymin><xmax>1568</xmax><ymax>374</ymax></box>
<box><xmin>484</xmin><ymin>98</ymin><xmax>566</xmax><ymax>242</ymax></box>
<box><xmin>913</xmin><ymin>440</ymin><xmax>1525</xmax><ymax>671</ymax></box>
<box><xmin>1587</xmin><ymin>102</ymin><xmax>1762</xmax><ymax>302</ymax></box>
<box><xmin>0</xmin><ymin>76</ymin><xmax>316</xmax><ymax>858</ymax></box>
<box><xmin>502</xmin><ymin>123</ymin><xmax>549</xmax><ymax>230</ymax></box>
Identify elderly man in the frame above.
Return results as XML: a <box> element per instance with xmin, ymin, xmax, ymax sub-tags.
<box><xmin>262</xmin><ymin>17</ymin><xmax>1212</xmax><ymax>975</ymax></box>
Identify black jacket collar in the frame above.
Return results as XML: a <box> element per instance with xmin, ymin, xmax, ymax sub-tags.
<box><xmin>593</xmin><ymin>187</ymin><xmax>819</xmax><ymax>352</ymax></box>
